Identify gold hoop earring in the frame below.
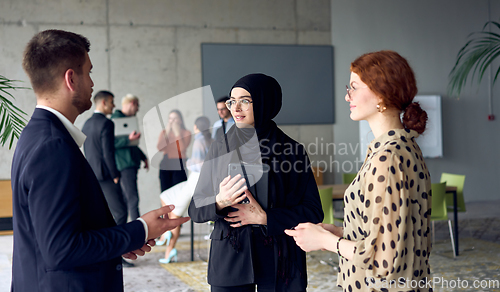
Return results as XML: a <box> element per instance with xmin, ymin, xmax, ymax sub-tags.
<box><xmin>377</xmin><ymin>104</ymin><xmax>387</xmax><ymax>113</ymax></box>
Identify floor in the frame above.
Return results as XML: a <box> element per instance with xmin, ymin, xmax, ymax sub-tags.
<box><xmin>1</xmin><ymin>199</ymin><xmax>499</xmax><ymax>292</ymax></box>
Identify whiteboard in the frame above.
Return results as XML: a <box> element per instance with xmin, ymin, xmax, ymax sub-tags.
<box><xmin>359</xmin><ymin>95</ymin><xmax>443</xmax><ymax>160</ymax></box>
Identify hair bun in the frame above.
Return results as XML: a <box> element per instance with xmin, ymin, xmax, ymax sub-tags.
<box><xmin>402</xmin><ymin>102</ymin><xmax>427</xmax><ymax>134</ymax></box>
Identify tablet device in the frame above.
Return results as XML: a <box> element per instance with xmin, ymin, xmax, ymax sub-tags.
<box><xmin>228</xmin><ymin>163</ymin><xmax>270</xmax><ymax>209</ymax></box>
<box><xmin>112</xmin><ymin>117</ymin><xmax>139</xmax><ymax>146</ymax></box>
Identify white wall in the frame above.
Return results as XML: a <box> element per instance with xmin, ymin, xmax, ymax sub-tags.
<box><xmin>0</xmin><ymin>0</ymin><xmax>333</xmax><ymax>216</ymax></box>
<box><xmin>331</xmin><ymin>0</ymin><xmax>500</xmax><ymax>201</ymax></box>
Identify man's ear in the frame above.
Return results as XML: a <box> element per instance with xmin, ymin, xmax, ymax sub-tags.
<box><xmin>64</xmin><ymin>69</ymin><xmax>76</xmax><ymax>92</ymax></box>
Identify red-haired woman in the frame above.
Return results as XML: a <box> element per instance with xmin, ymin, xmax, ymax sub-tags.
<box><xmin>286</xmin><ymin>50</ymin><xmax>432</xmax><ymax>292</ymax></box>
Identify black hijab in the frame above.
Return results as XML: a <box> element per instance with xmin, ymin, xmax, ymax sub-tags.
<box><xmin>231</xmin><ymin>73</ymin><xmax>282</xmax><ymax>132</ymax></box>
<box><xmin>228</xmin><ymin>73</ymin><xmax>282</xmax><ymax>164</ymax></box>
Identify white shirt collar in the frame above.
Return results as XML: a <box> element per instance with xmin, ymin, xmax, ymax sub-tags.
<box><xmin>36</xmin><ymin>105</ymin><xmax>87</xmax><ymax>147</ymax></box>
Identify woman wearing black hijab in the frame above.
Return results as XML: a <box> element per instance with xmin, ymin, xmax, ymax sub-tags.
<box><xmin>188</xmin><ymin>73</ymin><xmax>323</xmax><ymax>292</ymax></box>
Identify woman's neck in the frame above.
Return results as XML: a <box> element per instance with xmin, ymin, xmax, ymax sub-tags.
<box><xmin>367</xmin><ymin>109</ymin><xmax>404</xmax><ymax>139</ymax></box>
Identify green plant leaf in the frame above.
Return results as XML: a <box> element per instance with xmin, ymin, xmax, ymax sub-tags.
<box><xmin>0</xmin><ymin>75</ymin><xmax>28</xmax><ymax>149</ymax></box>
<box><xmin>449</xmin><ymin>21</ymin><xmax>500</xmax><ymax>96</ymax></box>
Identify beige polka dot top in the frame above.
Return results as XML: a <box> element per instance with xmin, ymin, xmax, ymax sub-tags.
<box><xmin>338</xmin><ymin>129</ymin><xmax>432</xmax><ymax>292</ymax></box>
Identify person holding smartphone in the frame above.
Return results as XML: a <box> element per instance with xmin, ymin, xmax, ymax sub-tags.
<box><xmin>189</xmin><ymin>73</ymin><xmax>323</xmax><ymax>292</ymax></box>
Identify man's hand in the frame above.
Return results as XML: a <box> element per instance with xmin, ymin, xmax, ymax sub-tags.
<box><xmin>143</xmin><ymin>159</ymin><xmax>149</xmax><ymax>170</ymax></box>
<box><xmin>122</xmin><ymin>239</ymin><xmax>156</xmax><ymax>260</ymax></box>
<box><xmin>140</xmin><ymin>205</ymin><xmax>190</xmax><ymax>240</ymax></box>
<box><xmin>129</xmin><ymin>131</ymin><xmax>141</xmax><ymax>141</ymax></box>
<box><xmin>113</xmin><ymin>177</ymin><xmax>119</xmax><ymax>184</ymax></box>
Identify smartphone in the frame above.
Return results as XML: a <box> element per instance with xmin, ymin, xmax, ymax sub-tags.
<box><xmin>228</xmin><ymin>163</ymin><xmax>269</xmax><ymax>208</ymax></box>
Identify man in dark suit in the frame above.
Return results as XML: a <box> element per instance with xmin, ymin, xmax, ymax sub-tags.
<box><xmin>82</xmin><ymin>90</ymin><xmax>128</xmax><ymax>226</ymax></box>
<box><xmin>211</xmin><ymin>96</ymin><xmax>234</xmax><ymax>141</ymax></box>
<box><xmin>11</xmin><ymin>29</ymin><xmax>189</xmax><ymax>292</ymax></box>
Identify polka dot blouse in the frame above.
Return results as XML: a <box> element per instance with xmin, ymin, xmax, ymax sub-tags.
<box><xmin>338</xmin><ymin>129</ymin><xmax>432</xmax><ymax>292</ymax></box>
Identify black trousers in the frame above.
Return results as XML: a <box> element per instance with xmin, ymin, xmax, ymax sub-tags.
<box><xmin>211</xmin><ymin>227</ymin><xmax>275</xmax><ymax>292</ymax></box>
<box><xmin>99</xmin><ymin>179</ymin><xmax>127</xmax><ymax>225</ymax></box>
<box><xmin>159</xmin><ymin>158</ymin><xmax>187</xmax><ymax>192</ymax></box>
<box><xmin>120</xmin><ymin>167</ymin><xmax>140</xmax><ymax>220</ymax></box>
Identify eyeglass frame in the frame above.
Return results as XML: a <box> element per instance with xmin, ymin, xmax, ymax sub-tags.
<box><xmin>225</xmin><ymin>99</ymin><xmax>253</xmax><ymax>111</ymax></box>
<box><xmin>346</xmin><ymin>84</ymin><xmax>368</xmax><ymax>99</ymax></box>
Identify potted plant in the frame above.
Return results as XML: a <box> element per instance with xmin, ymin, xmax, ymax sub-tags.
<box><xmin>0</xmin><ymin>75</ymin><xmax>28</xmax><ymax>149</ymax></box>
<box><xmin>448</xmin><ymin>21</ymin><xmax>500</xmax><ymax>96</ymax></box>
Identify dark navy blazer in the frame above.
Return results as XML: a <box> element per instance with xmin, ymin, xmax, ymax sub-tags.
<box><xmin>82</xmin><ymin>112</ymin><xmax>121</xmax><ymax>181</ymax></box>
<box><xmin>11</xmin><ymin>108</ymin><xmax>145</xmax><ymax>292</ymax></box>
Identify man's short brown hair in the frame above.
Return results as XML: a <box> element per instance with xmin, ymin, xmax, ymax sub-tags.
<box><xmin>94</xmin><ymin>90</ymin><xmax>114</xmax><ymax>103</ymax></box>
<box><xmin>22</xmin><ymin>29</ymin><xmax>90</xmax><ymax>94</ymax></box>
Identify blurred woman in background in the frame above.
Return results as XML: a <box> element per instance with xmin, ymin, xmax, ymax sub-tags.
<box><xmin>157</xmin><ymin>116</ymin><xmax>213</xmax><ymax>263</ymax></box>
<box><xmin>157</xmin><ymin>110</ymin><xmax>191</xmax><ymax>192</ymax></box>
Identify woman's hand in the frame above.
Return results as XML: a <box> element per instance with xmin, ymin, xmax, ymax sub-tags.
<box><xmin>215</xmin><ymin>174</ymin><xmax>248</xmax><ymax>211</ymax></box>
<box><xmin>285</xmin><ymin>223</ymin><xmax>334</xmax><ymax>252</ymax></box>
<box><xmin>225</xmin><ymin>190</ymin><xmax>267</xmax><ymax>227</ymax></box>
<box><xmin>171</xmin><ymin>120</ymin><xmax>182</xmax><ymax>137</ymax></box>
<box><xmin>165</xmin><ymin>123</ymin><xmax>172</xmax><ymax>136</ymax></box>
<box><xmin>319</xmin><ymin>223</ymin><xmax>343</xmax><ymax>237</ymax></box>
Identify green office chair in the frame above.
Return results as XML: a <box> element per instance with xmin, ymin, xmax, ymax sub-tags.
<box><xmin>440</xmin><ymin>173</ymin><xmax>466</xmax><ymax>212</ymax></box>
<box><xmin>318</xmin><ymin>187</ymin><xmax>341</xmax><ymax>270</ymax></box>
<box><xmin>440</xmin><ymin>172</ymin><xmax>474</xmax><ymax>242</ymax></box>
<box><xmin>430</xmin><ymin>182</ymin><xmax>456</xmax><ymax>258</ymax></box>
<box><xmin>336</xmin><ymin>173</ymin><xmax>357</xmax><ymax>225</ymax></box>
<box><xmin>318</xmin><ymin>187</ymin><xmax>334</xmax><ymax>225</ymax></box>
<box><xmin>342</xmin><ymin>173</ymin><xmax>357</xmax><ymax>185</ymax></box>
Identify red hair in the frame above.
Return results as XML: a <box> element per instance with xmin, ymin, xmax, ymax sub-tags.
<box><xmin>351</xmin><ymin>50</ymin><xmax>427</xmax><ymax>134</ymax></box>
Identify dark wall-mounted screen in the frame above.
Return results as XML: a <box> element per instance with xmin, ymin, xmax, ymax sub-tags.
<box><xmin>201</xmin><ymin>43</ymin><xmax>334</xmax><ymax>125</ymax></box>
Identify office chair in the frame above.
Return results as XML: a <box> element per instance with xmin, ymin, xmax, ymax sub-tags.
<box><xmin>342</xmin><ymin>173</ymin><xmax>357</xmax><ymax>185</ymax></box>
<box><xmin>319</xmin><ymin>187</ymin><xmax>334</xmax><ymax>225</ymax></box>
<box><xmin>440</xmin><ymin>173</ymin><xmax>466</xmax><ymax>213</ymax></box>
<box><xmin>430</xmin><ymin>182</ymin><xmax>456</xmax><ymax>258</ymax></box>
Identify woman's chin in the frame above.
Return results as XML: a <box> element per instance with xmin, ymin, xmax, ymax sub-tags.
<box><xmin>235</xmin><ymin>122</ymin><xmax>255</xmax><ymax>128</ymax></box>
<box><xmin>349</xmin><ymin>113</ymin><xmax>362</xmax><ymax>121</ymax></box>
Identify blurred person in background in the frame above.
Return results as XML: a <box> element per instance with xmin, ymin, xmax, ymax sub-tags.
<box><xmin>111</xmin><ymin>94</ymin><xmax>148</xmax><ymax>221</ymax></box>
<box><xmin>157</xmin><ymin>116</ymin><xmax>213</xmax><ymax>263</ymax></box>
<box><xmin>157</xmin><ymin>109</ymin><xmax>191</xmax><ymax>192</ymax></box>
<box><xmin>212</xmin><ymin>95</ymin><xmax>234</xmax><ymax>141</ymax></box>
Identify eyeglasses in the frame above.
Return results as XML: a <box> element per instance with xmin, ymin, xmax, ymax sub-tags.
<box><xmin>346</xmin><ymin>84</ymin><xmax>368</xmax><ymax>99</ymax></box>
<box><xmin>225</xmin><ymin>99</ymin><xmax>253</xmax><ymax>111</ymax></box>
